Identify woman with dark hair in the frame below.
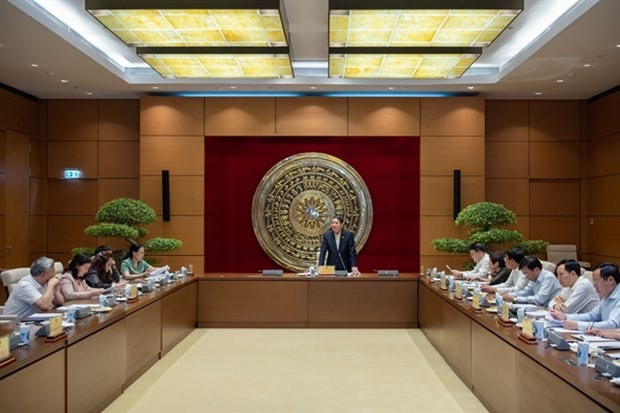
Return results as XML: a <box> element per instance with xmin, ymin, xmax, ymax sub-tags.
<box><xmin>85</xmin><ymin>251</ymin><xmax>125</xmax><ymax>290</ymax></box>
<box><xmin>120</xmin><ymin>243</ymin><xmax>155</xmax><ymax>280</ymax></box>
<box><xmin>488</xmin><ymin>251</ymin><xmax>511</xmax><ymax>285</ymax></box>
<box><xmin>60</xmin><ymin>253</ymin><xmax>105</xmax><ymax>301</ymax></box>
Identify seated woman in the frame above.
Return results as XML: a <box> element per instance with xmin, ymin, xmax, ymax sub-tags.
<box><xmin>85</xmin><ymin>251</ymin><xmax>125</xmax><ymax>290</ymax></box>
<box><xmin>60</xmin><ymin>253</ymin><xmax>105</xmax><ymax>301</ymax></box>
<box><xmin>120</xmin><ymin>243</ymin><xmax>155</xmax><ymax>281</ymax></box>
<box><xmin>488</xmin><ymin>251</ymin><xmax>511</xmax><ymax>285</ymax></box>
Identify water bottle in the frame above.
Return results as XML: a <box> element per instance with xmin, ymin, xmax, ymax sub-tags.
<box><xmin>309</xmin><ymin>266</ymin><xmax>317</xmax><ymax>277</ymax></box>
<box><xmin>181</xmin><ymin>266</ymin><xmax>188</xmax><ymax>278</ymax></box>
<box><xmin>19</xmin><ymin>323</ymin><xmax>30</xmax><ymax>345</ymax></box>
<box><xmin>517</xmin><ymin>308</ymin><xmax>525</xmax><ymax>323</ymax></box>
<box><xmin>577</xmin><ymin>342</ymin><xmax>589</xmax><ymax>365</ymax></box>
<box><xmin>99</xmin><ymin>294</ymin><xmax>107</xmax><ymax>307</ymax></box>
<box><xmin>534</xmin><ymin>320</ymin><xmax>546</xmax><ymax>339</ymax></box>
<box><xmin>125</xmin><ymin>284</ymin><xmax>131</xmax><ymax>298</ymax></box>
<box><xmin>67</xmin><ymin>307</ymin><xmax>76</xmax><ymax>324</ymax></box>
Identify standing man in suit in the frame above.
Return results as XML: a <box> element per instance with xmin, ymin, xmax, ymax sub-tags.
<box><xmin>318</xmin><ymin>215</ymin><xmax>360</xmax><ymax>276</ymax></box>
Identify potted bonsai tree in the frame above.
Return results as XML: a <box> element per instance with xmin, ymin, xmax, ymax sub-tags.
<box><xmin>432</xmin><ymin>202</ymin><xmax>547</xmax><ymax>268</ymax></box>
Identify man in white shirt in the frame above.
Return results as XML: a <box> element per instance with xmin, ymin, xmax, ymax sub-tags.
<box><xmin>482</xmin><ymin>247</ymin><xmax>527</xmax><ymax>294</ymax></box>
<box><xmin>450</xmin><ymin>243</ymin><xmax>490</xmax><ymax>280</ymax></box>
<box><xmin>549</xmin><ymin>260</ymin><xmax>599</xmax><ymax>314</ymax></box>
<box><xmin>502</xmin><ymin>256</ymin><xmax>562</xmax><ymax>307</ymax></box>
<box><xmin>551</xmin><ymin>263</ymin><xmax>620</xmax><ymax>331</ymax></box>
<box><xmin>3</xmin><ymin>257</ymin><xmax>64</xmax><ymax>319</ymax></box>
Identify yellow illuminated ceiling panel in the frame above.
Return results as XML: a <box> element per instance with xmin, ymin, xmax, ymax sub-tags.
<box><xmin>88</xmin><ymin>9</ymin><xmax>287</xmax><ymax>47</ymax></box>
<box><xmin>139</xmin><ymin>52</ymin><xmax>293</xmax><ymax>79</ymax></box>
<box><xmin>329</xmin><ymin>9</ymin><xmax>520</xmax><ymax>47</ymax></box>
<box><xmin>329</xmin><ymin>53</ymin><xmax>480</xmax><ymax>79</ymax></box>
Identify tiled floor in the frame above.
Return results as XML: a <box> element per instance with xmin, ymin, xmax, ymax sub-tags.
<box><xmin>105</xmin><ymin>329</ymin><xmax>486</xmax><ymax>413</ymax></box>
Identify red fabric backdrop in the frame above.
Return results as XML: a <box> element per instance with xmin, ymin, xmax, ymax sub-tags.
<box><xmin>204</xmin><ymin>136</ymin><xmax>420</xmax><ymax>272</ymax></box>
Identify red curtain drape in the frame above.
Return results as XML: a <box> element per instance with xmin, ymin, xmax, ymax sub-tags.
<box><xmin>205</xmin><ymin>136</ymin><xmax>420</xmax><ymax>272</ymax></box>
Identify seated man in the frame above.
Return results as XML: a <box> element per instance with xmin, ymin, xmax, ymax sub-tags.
<box><xmin>3</xmin><ymin>257</ymin><xmax>64</xmax><ymax>318</ymax></box>
<box><xmin>450</xmin><ymin>243</ymin><xmax>489</xmax><ymax>280</ymax></box>
<box><xmin>550</xmin><ymin>263</ymin><xmax>620</xmax><ymax>331</ymax></box>
<box><xmin>501</xmin><ymin>256</ymin><xmax>562</xmax><ymax>307</ymax></box>
<box><xmin>482</xmin><ymin>247</ymin><xmax>527</xmax><ymax>294</ymax></box>
<box><xmin>548</xmin><ymin>259</ymin><xmax>599</xmax><ymax>314</ymax></box>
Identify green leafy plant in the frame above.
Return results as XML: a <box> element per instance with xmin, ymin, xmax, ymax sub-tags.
<box><xmin>432</xmin><ymin>202</ymin><xmax>547</xmax><ymax>266</ymax></box>
<box><xmin>73</xmin><ymin>198</ymin><xmax>182</xmax><ymax>259</ymax></box>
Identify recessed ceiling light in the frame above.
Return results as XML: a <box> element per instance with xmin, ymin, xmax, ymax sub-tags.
<box><xmin>388</xmin><ymin>87</ymin><xmax>394</xmax><ymax>90</ymax></box>
<box><xmin>86</xmin><ymin>92</ymin><xmax>93</xmax><ymax>95</ymax></box>
<box><xmin>556</xmin><ymin>79</ymin><xmax>564</xmax><ymax>83</ymax></box>
<box><xmin>61</xmin><ymin>79</ymin><xmax>68</xmax><ymax>83</ymax></box>
<box><xmin>309</xmin><ymin>86</ymin><xmax>317</xmax><ymax>90</ymax></box>
<box><xmin>152</xmin><ymin>86</ymin><xmax>159</xmax><ymax>90</ymax></box>
<box><xmin>535</xmin><ymin>92</ymin><xmax>542</xmax><ymax>95</ymax></box>
<box><xmin>583</xmin><ymin>63</ymin><xmax>591</xmax><ymax>67</ymax></box>
<box><xmin>467</xmin><ymin>86</ymin><xmax>475</xmax><ymax>90</ymax></box>
<box><xmin>31</xmin><ymin>64</ymin><xmax>39</xmax><ymax>67</ymax></box>
<box><xmin>230</xmin><ymin>86</ymin><xmax>237</xmax><ymax>89</ymax></box>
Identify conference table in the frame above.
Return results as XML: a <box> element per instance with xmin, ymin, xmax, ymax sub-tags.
<box><xmin>1</xmin><ymin>273</ymin><xmax>620</xmax><ymax>412</ymax></box>
<box><xmin>418</xmin><ymin>276</ymin><xmax>620</xmax><ymax>413</ymax></box>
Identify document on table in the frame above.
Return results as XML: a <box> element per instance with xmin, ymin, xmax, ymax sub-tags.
<box><xmin>25</xmin><ymin>313</ymin><xmax>63</xmax><ymax>321</ymax></box>
<box><xmin>150</xmin><ymin>265</ymin><xmax>170</xmax><ymax>276</ymax></box>
<box><xmin>572</xmin><ymin>334</ymin><xmax>617</xmax><ymax>342</ymax></box>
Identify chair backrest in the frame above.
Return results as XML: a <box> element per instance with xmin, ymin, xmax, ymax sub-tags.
<box><xmin>54</xmin><ymin>261</ymin><xmax>64</xmax><ymax>277</ymax></box>
<box><xmin>546</xmin><ymin>244</ymin><xmax>578</xmax><ymax>265</ymax></box>
<box><xmin>582</xmin><ymin>270</ymin><xmax>593</xmax><ymax>282</ymax></box>
<box><xmin>0</xmin><ymin>267</ymin><xmax>31</xmax><ymax>295</ymax></box>
<box><xmin>539</xmin><ymin>260</ymin><xmax>557</xmax><ymax>274</ymax></box>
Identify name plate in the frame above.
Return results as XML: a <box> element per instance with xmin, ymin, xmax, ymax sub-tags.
<box><xmin>522</xmin><ymin>317</ymin><xmax>535</xmax><ymax>339</ymax></box>
<box><xmin>129</xmin><ymin>284</ymin><xmax>138</xmax><ymax>299</ymax></box>
<box><xmin>501</xmin><ymin>302</ymin><xmax>511</xmax><ymax>322</ymax></box>
<box><xmin>48</xmin><ymin>315</ymin><xmax>63</xmax><ymax>337</ymax></box>
<box><xmin>454</xmin><ymin>282</ymin><xmax>463</xmax><ymax>299</ymax></box>
<box><xmin>318</xmin><ymin>265</ymin><xmax>335</xmax><ymax>275</ymax></box>
<box><xmin>439</xmin><ymin>274</ymin><xmax>447</xmax><ymax>290</ymax></box>
<box><xmin>472</xmin><ymin>292</ymin><xmax>481</xmax><ymax>310</ymax></box>
<box><xmin>0</xmin><ymin>334</ymin><xmax>10</xmax><ymax>361</ymax></box>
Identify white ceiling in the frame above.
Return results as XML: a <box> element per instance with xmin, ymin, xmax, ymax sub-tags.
<box><xmin>0</xmin><ymin>0</ymin><xmax>618</xmax><ymax>100</ymax></box>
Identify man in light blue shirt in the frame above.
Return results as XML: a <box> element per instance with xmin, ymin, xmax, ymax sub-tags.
<box><xmin>502</xmin><ymin>256</ymin><xmax>562</xmax><ymax>307</ymax></box>
<box><xmin>550</xmin><ymin>263</ymin><xmax>620</xmax><ymax>332</ymax></box>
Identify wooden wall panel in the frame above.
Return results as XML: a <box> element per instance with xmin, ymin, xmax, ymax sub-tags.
<box><xmin>529</xmin><ymin>180</ymin><xmax>580</xmax><ymax>216</ymax></box>
<box><xmin>421</xmin><ymin>136</ymin><xmax>484</xmax><ymax>176</ymax></box>
<box><xmin>99</xmin><ymin>99</ymin><xmax>140</xmax><ymax>141</ymax></box>
<box><xmin>0</xmin><ymin>216</ymin><xmax>4</xmax><ymax>261</ymax></box>
<box><xmin>140</xmin><ymin>136</ymin><xmax>204</xmax><ymax>176</ymax></box>
<box><xmin>529</xmin><ymin>217</ymin><xmax>580</xmax><ymax>245</ymax></box>
<box><xmin>205</xmin><ymin>98</ymin><xmax>276</xmax><ymax>136</ymax></box>
<box><xmin>348</xmin><ymin>98</ymin><xmax>420</xmax><ymax>136</ymax></box>
<box><xmin>420</xmin><ymin>176</ymin><xmax>484</xmax><ymax>216</ymax></box>
<box><xmin>98</xmin><ymin>141</ymin><xmax>139</xmax><ymax>178</ymax></box>
<box><xmin>0</xmin><ymin>130</ymin><xmax>5</xmax><ymax>174</ymax></box>
<box><xmin>275</xmin><ymin>97</ymin><xmax>347</xmax><ymax>136</ymax></box>
<box><xmin>145</xmin><ymin>216</ymin><xmax>204</xmax><ymax>255</ymax></box>
<box><xmin>47</xmin><ymin>141</ymin><xmax>98</xmax><ymax>179</ymax></box>
<box><xmin>98</xmin><ymin>178</ymin><xmax>139</xmax><ymax>204</ymax></box>
<box><xmin>485</xmin><ymin>178</ymin><xmax>529</xmax><ymax>216</ymax></box>
<box><xmin>30</xmin><ymin>139</ymin><xmax>46</xmax><ymax>178</ymax></box>
<box><xmin>47</xmin><ymin>216</ymin><xmax>96</xmax><ymax>254</ymax></box>
<box><xmin>0</xmin><ymin>90</ymin><xmax>6</xmax><ymax>130</ymax></box>
<box><xmin>30</xmin><ymin>177</ymin><xmax>47</xmax><ymax>215</ymax></box>
<box><xmin>587</xmin><ymin>91</ymin><xmax>620</xmax><ymax>139</ymax></box>
<box><xmin>0</xmin><ymin>173</ymin><xmax>5</xmax><ymax>216</ymax></box>
<box><xmin>141</xmin><ymin>175</ymin><xmax>204</xmax><ymax>216</ymax></box>
<box><xmin>583</xmin><ymin>176</ymin><xmax>620</xmax><ymax>216</ymax></box>
<box><xmin>529</xmin><ymin>142</ymin><xmax>580</xmax><ymax>179</ymax></box>
<box><xmin>582</xmin><ymin>133</ymin><xmax>620</xmax><ymax>178</ymax></box>
<box><xmin>5</xmin><ymin>92</ymin><xmax>37</xmax><ymax>134</ymax></box>
<box><xmin>29</xmin><ymin>215</ymin><xmax>47</xmax><ymax>254</ymax></box>
<box><xmin>530</xmin><ymin>100</ymin><xmax>581</xmax><ymax>141</ymax></box>
<box><xmin>485</xmin><ymin>141</ymin><xmax>529</xmax><ymax>178</ymax></box>
<box><xmin>48</xmin><ymin>179</ymin><xmax>98</xmax><ymax>216</ymax></box>
<box><xmin>584</xmin><ymin>217</ymin><xmax>620</xmax><ymax>258</ymax></box>
<box><xmin>420</xmin><ymin>216</ymin><xmax>470</xmax><ymax>256</ymax></box>
<box><xmin>420</xmin><ymin>97</ymin><xmax>484</xmax><ymax>136</ymax></box>
<box><xmin>141</xmin><ymin>97</ymin><xmax>204</xmax><ymax>136</ymax></box>
<box><xmin>47</xmin><ymin>100</ymin><xmax>98</xmax><ymax>141</ymax></box>
<box><xmin>485</xmin><ymin>100</ymin><xmax>529</xmax><ymax>141</ymax></box>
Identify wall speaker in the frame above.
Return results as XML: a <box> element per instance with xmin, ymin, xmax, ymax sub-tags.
<box><xmin>453</xmin><ymin>169</ymin><xmax>461</xmax><ymax>220</ymax></box>
<box><xmin>162</xmin><ymin>170</ymin><xmax>170</xmax><ymax>222</ymax></box>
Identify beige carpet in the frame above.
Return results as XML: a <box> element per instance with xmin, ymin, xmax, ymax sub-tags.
<box><xmin>105</xmin><ymin>329</ymin><xmax>486</xmax><ymax>413</ymax></box>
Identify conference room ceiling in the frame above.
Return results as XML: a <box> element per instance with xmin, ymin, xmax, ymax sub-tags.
<box><xmin>0</xmin><ymin>0</ymin><xmax>618</xmax><ymax>100</ymax></box>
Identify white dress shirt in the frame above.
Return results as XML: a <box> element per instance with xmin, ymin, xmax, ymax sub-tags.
<box><xmin>496</xmin><ymin>269</ymin><xmax>528</xmax><ymax>293</ymax></box>
<box><xmin>512</xmin><ymin>269</ymin><xmax>563</xmax><ymax>307</ymax></box>
<box><xmin>463</xmin><ymin>253</ymin><xmax>490</xmax><ymax>279</ymax></box>
<box><xmin>548</xmin><ymin>276</ymin><xmax>599</xmax><ymax>314</ymax></box>
<box><xmin>567</xmin><ymin>284</ymin><xmax>620</xmax><ymax>331</ymax></box>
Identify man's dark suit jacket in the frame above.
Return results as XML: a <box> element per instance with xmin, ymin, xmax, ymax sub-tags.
<box><xmin>318</xmin><ymin>229</ymin><xmax>357</xmax><ymax>272</ymax></box>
